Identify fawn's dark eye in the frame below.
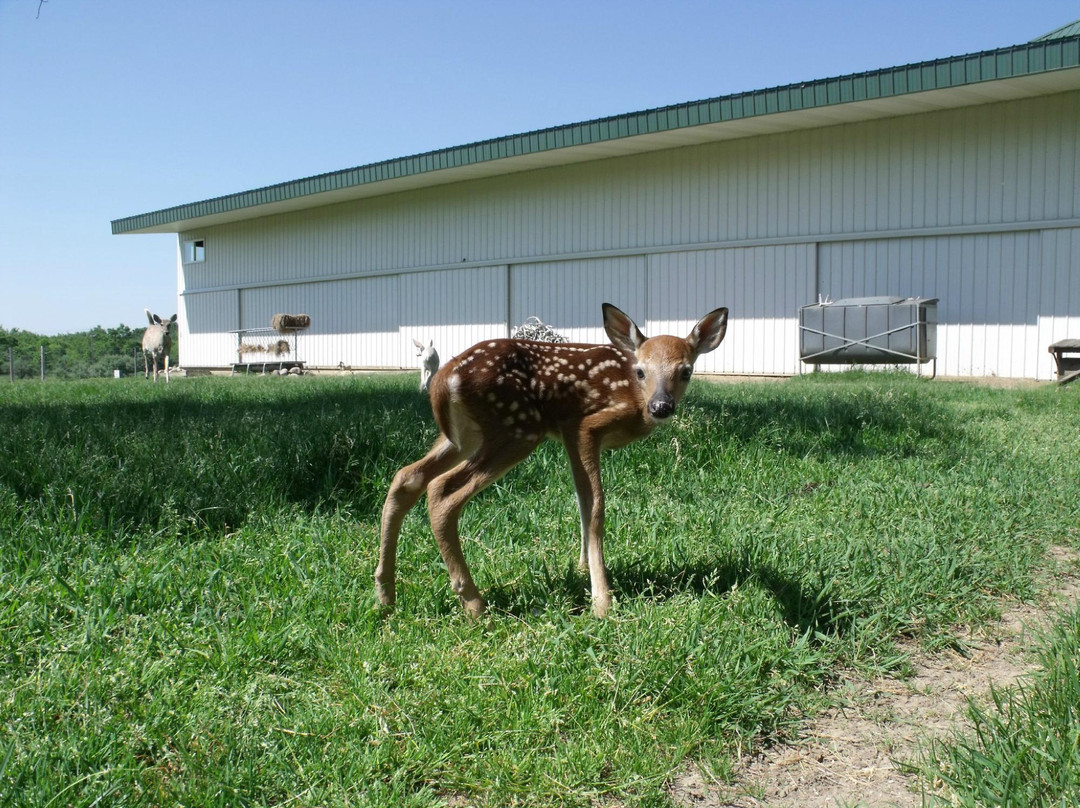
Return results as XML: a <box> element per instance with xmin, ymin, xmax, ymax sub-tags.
<box><xmin>680</xmin><ymin>367</ymin><xmax>692</xmax><ymax>382</ymax></box>
<box><xmin>635</xmin><ymin>367</ymin><xmax>646</xmax><ymax>380</ymax></box>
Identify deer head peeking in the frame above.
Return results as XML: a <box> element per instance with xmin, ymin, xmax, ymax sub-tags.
<box><xmin>412</xmin><ymin>338</ymin><xmax>440</xmax><ymax>392</ymax></box>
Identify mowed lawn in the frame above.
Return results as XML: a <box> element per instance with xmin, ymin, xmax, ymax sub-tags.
<box><xmin>1</xmin><ymin>372</ymin><xmax>1077</xmax><ymax>807</ymax></box>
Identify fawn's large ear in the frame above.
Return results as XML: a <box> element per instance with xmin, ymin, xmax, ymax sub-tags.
<box><xmin>412</xmin><ymin>338</ymin><xmax>425</xmax><ymax>351</ymax></box>
<box><xmin>603</xmin><ymin>303</ymin><xmax>647</xmax><ymax>353</ymax></box>
<box><xmin>145</xmin><ymin>309</ymin><xmax>155</xmax><ymax>325</ymax></box>
<box><xmin>686</xmin><ymin>307</ymin><xmax>728</xmax><ymax>357</ymax></box>
<box><xmin>169</xmin><ymin>314</ymin><xmax>177</xmax><ymax>324</ymax></box>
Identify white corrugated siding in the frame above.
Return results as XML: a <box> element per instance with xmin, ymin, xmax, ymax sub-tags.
<box><xmin>509</xmin><ymin>257</ymin><xmax>646</xmax><ymax>344</ymax></box>
<box><xmin>176</xmin><ymin>90</ymin><xmax>1080</xmax><ymax>378</ymax></box>
<box><xmin>180</xmin><ymin>289</ymin><xmax>238</xmax><ymax>367</ymax></box>
<box><xmin>817</xmin><ymin>232</ymin><xmax>1049</xmax><ymax>378</ymax></box>
<box><xmin>399</xmin><ymin>266</ymin><xmax>509</xmax><ymax>365</ymax></box>
<box><xmin>239</xmin><ymin>276</ymin><xmax>401</xmax><ymax>367</ymax></box>
<box><xmin>648</xmin><ymin>245</ymin><xmax>814</xmax><ymax>375</ymax></box>
<box><xmin>1038</xmin><ymin>227</ymin><xmax>1080</xmax><ymax>379</ymax></box>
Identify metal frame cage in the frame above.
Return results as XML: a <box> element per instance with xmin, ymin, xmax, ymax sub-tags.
<box><xmin>799</xmin><ymin>297</ymin><xmax>938</xmax><ymax>377</ymax></box>
<box><xmin>230</xmin><ymin>326</ymin><xmax>305</xmax><ymax>374</ymax></box>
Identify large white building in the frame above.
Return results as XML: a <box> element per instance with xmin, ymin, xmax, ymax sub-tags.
<box><xmin>113</xmin><ymin>22</ymin><xmax>1080</xmax><ymax>380</ymax></box>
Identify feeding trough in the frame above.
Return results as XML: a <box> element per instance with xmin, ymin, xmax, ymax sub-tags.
<box><xmin>230</xmin><ymin>313</ymin><xmax>311</xmax><ymax>375</ymax></box>
<box><xmin>799</xmin><ymin>296</ymin><xmax>938</xmax><ymax>377</ymax></box>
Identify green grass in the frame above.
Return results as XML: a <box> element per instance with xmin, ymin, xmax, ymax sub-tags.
<box><xmin>1</xmin><ymin>372</ymin><xmax>1078</xmax><ymax>806</ymax></box>
<box><xmin>920</xmin><ymin>603</ymin><xmax>1080</xmax><ymax>807</ymax></box>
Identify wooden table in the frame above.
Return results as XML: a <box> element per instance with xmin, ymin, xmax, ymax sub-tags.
<box><xmin>1049</xmin><ymin>339</ymin><xmax>1080</xmax><ymax>386</ymax></box>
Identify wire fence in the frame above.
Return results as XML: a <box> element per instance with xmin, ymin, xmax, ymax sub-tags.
<box><xmin>2</xmin><ymin>338</ymin><xmax>178</xmax><ymax>382</ymax></box>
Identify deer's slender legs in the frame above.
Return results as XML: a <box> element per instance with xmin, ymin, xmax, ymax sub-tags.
<box><xmin>376</xmin><ymin>436</ymin><xmax>464</xmax><ymax>608</ymax></box>
<box><xmin>426</xmin><ymin>439</ymin><xmax>539</xmax><ymax>617</ymax></box>
<box><xmin>575</xmin><ymin>485</ymin><xmax>590</xmax><ymax>571</ymax></box>
<box><xmin>564</xmin><ymin>428</ymin><xmax>610</xmax><ymax>617</ymax></box>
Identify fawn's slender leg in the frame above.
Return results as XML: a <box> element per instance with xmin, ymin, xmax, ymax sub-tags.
<box><xmin>376</xmin><ymin>436</ymin><xmax>464</xmax><ymax>608</ymax></box>
<box><xmin>564</xmin><ymin>428</ymin><xmax>610</xmax><ymax>617</ymax></box>
<box><xmin>426</xmin><ymin>439</ymin><xmax>538</xmax><ymax>617</ymax></box>
<box><xmin>575</xmin><ymin>484</ymin><xmax>590</xmax><ymax>571</ymax></box>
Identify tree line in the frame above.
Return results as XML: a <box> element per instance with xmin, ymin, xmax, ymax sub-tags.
<box><xmin>0</xmin><ymin>323</ymin><xmax>178</xmax><ymax>381</ymax></box>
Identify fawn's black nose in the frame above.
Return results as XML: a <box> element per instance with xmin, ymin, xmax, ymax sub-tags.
<box><xmin>649</xmin><ymin>396</ymin><xmax>675</xmax><ymax>420</ymax></box>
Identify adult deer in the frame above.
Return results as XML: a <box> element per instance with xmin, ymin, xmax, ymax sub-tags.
<box><xmin>142</xmin><ymin>310</ymin><xmax>177</xmax><ymax>383</ymax></box>
<box><xmin>376</xmin><ymin>303</ymin><xmax>728</xmax><ymax>618</ymax></box>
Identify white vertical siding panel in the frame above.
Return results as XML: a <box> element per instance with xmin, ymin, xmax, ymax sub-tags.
<box><xmin>238</xmin><ymin>277</ymin><xmax>401</xmax><ymax>368</ymax></box>
<box><xmin>1043</xmin><ymin>105</ymin><xmax>1062</xmax><ymax>222</ymax></box>
<box><xmin>238</xmin><ymin>285</ymin><xmax>272</xmax><ymax>330</ymax></box>
<box><xmin>898</xmin><ymin>117</ymin><xmax>916</xmax><ymax>230</ymax></box>
<box><xmin>911</xmin><ymin>117</ymin><xmax>930</xmax><ymax>229</ymax></box>
<box><xmin>1038</xmin><ymin>228</ymin><xmax>1080</xmax><ymax>380</ymax></box>
<box><xmin>180</xmin><ymin>290</ymin><xmax>239</xmax><ymax>367</ymax></box>
<box><xmin>648</xmin><ymin>245</ymin><xmax>813</xmax><ymax>375</ymax></box>
<box><xmin>1068</xmin><ymin>94</ymin><xmax>1080</xmax><ymax>214</ymax></box>
<box><xmin>1015</xmin><ymin>233</ymin><xmax>1042</xmax><ymax>379</ymax></box>
<box><xmin>1009</xmin><ymin>234</ymin><xmax>1030</xmax><ymax>378</ymax></box>
<box><xmin>818</xmin><ymin>232</ymin><xmax>1043</xmax><ymax>378</ymax></box>
<box><xmin>510</xmin><ymin>257</ymin><xmax>645</xmax><ymax>345</ymax></box>
<box><xmin>1013</xmin><ymin>104</ymin><xmax>1032</xmax><ymax>222</ymax></box>
<box><xmin>1036</xmin><ymin>230</ymin><xmax>1058</xmax><ymax>379</ymax></box>
<box><xmin>769</xmin><ymin>133</ymin><xmax>784</xmax><ymax>237</ymax></box>
<box><xmin>958</xmin><ymin>235</ymin><xmax>978</xmax><ymax>376</ymax></box>
<box><xmin>400</xmin><ymin>266</ymin><xmax>508</xmax><ymax>365</ymax></box>
<box><xmin>1029</xmin><ymin>110</ymin><xmax>1050</xmax><ymax>224</ymax></box>
<box><xmin>326</xmin><ymin>275</ymin><xmax>401</xmax><ymax>367</ymax></box>
<box><xmin>1056</xmin><ymin>94</ymin><xmax>1079</xmax><ymax>217</ymax></box>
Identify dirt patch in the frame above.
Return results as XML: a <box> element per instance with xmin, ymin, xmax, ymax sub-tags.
<box><xmin>939</xmin><ymin>375</ymin><xmax>1047</xmax><ymax>390</ymax></box>
<box><xmin>698</xmin><ymin>374</ymin><xmax>790</xmax><ymax>385</ymax></box>
<box><xmin>670</xmin><ymin>547</ymin><xmax>1080</xmax><ymax>808</ymax></box>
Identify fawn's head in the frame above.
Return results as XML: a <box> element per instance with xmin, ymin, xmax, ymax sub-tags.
<box><xmin>602</xmin><ymin>303</ymin><xmax>728</xmax><ymax>421</ymax></box>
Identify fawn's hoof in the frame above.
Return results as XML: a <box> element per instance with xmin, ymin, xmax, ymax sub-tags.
<box><xmin>374</xmin><ymin>580</ymin><xmax>396</xmax><ymax>609</ymax></box>
<box><xmin>461</xmin><ymin>595</ymin><xmax>487</xmax><ymax>619</ymax></box>
<box><xmin>591</xmin><ymin>593</ymin><xmax>612</xmax><ymax>618</ymax></box>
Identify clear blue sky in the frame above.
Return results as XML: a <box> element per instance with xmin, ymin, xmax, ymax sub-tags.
<box><xmin>1</xmin><ymin>0</ymin><xmax>1076</xmax><ymax>335</ymax></box>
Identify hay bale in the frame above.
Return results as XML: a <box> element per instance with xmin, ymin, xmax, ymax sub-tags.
<box><xmin>272</xmin><ymin>313</ymin><xmax>311</xmax><ymax>332</ymax></box>
<box><xmin>273</xmin><ymin>340</ymin><xmax>291</xmax><ymax>356</ymax></box>
<box><xmin>511</xmin><ymin>316</ymin><xmax>568</xmax><ymax>343</ymax></box>
<box><xmin>238</xmin><ymin>342</ymin><xmax>266</xmax><ymax>354</ymax></box>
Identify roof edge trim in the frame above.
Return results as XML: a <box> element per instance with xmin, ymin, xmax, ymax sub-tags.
<box><xmin>112</xmin><ymin>34</ymin><xmax>1080</xmax><ymax>235</ymax></box>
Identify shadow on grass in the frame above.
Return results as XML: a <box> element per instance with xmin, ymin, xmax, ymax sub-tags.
<box><xmin>2</xmin><ymin>373</ymin><xmax>972</xmax><ymax>553</ymax></box>
<box><xmin>484</xmin><ymin>553</ymin><xmax>854</xmax><ymax>642</ymax></box>
<box><xmin>0</xmin><ymin>377</ymin><xmax>436</xmax><ymax>537</ymax></box>
<box><xmin>688</xmin><ymin>378</ymin><xmax>968</xmax><ymax>461</ymax></box>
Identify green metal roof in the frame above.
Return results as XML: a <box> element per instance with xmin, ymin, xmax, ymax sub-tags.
<box><xmin>112</xmin><ymin>32</ymin><xmax>1080</xmax><ymax>235</ymax></box>
<box><xmin>1031</xmin><ymin>18</ymin><xmax>1080</xmax><ymax>41</ymax></box>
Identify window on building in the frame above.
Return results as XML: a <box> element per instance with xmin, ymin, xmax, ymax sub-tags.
<box><xmin>183</xmin><ymin>239</ymin><xmax>206</xmax><ymax>263</ymax></box>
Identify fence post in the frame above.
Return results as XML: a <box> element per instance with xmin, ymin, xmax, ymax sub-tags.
<box><xmin>40</xmin><ymin>346</ymin><xmax>45</xmax><ymax>381</ymax></box>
